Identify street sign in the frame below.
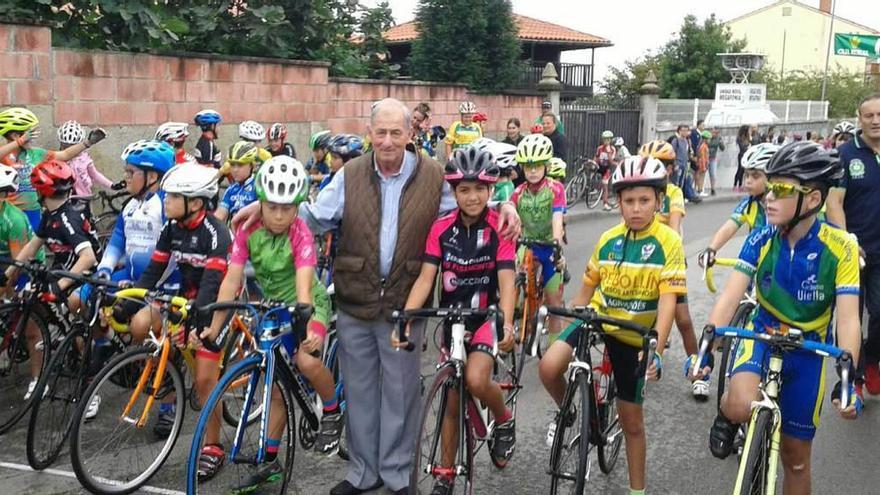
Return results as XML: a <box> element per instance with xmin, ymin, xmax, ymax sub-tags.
<box><xmin>835</xmin><ymin>33</ymin><xmax>880</xmax><ymax>58</ymax></box>
<box><xmin>714</xmin><ymin>83</ymin><xmax>767</xmax><ymax>108</ymax></box>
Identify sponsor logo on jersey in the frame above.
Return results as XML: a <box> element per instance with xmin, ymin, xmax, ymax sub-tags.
<box><xmin>849</xmin><ymin>158</ymin><xmax>865</xmax><ymax>180</ymax></box>
<box><xmin>641</xmin><ymin>244</ymin><xmax>656</xmax><ymax>261</ymax></box>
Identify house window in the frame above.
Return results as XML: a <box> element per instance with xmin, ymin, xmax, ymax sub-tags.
<box><xmin>782</xmin><ymin>6</ymin><xmax>792</xmax><ymax>16</ymax></box>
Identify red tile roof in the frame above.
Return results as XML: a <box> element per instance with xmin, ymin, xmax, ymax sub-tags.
<box><xmin>383</xmin><ymin>14</ymin><xmax>611</xmax><ymax>47</ymax></box>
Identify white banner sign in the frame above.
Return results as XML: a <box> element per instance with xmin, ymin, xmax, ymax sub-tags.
<box><xmin>714</xmin><ymin>84</ymin><xmax>767</xmax><ymax>107</ymax></box>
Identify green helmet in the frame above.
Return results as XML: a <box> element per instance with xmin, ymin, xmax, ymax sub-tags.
<box><xmin>601</xmin><ymin>130</ymin><xmax>614</xmax><ymax>139</ymax></box>
<box><xmin>547</xmin><ymin>158</ymin><xmax>567</xmax><ymax>180</ymax></box>
<box><xmin>255</xmin><ymin>155</ymin><xmax>310</xmax><ymax>205</ymax></box>
<box><xmin>309</xmin><ymin>130</ymin><xmax>332</xmax><ymax>151</ymax></box>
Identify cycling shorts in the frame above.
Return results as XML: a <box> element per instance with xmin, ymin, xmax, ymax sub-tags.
<box><xmin>676</xmin><ymin>294</ymin><xmax>688</xmax><ymax>304</ymax></box>
<box><xmin>559</xmin><ymin>320</ymin><xmax>646</xmax><ymax>405</ymax></box>
<box><xmin>518</xmin><ymin>244</ymin><xmax>562</xmax><ymax>292</ymax></box>
<box><xmin>441</xmin><ymin>319</ymin><xmax>496</xmax><ymax>358</ymax></box>
<box><xmin>730</xmin><ymin>337</ymin><xmax>826</xmax><ymax>440</ymax></box>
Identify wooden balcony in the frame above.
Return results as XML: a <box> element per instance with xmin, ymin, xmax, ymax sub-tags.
<box><xmin>511</xmin><ymin>61</ymin><xmax>594</xmax><ymax>97</ymax></box>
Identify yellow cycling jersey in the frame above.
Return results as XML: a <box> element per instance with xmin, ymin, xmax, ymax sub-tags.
<box><xmin>444</xmin><ymin>121</ymin><xmax>483</xmax><ymax>150</ymax></box>
<box><xmin>656</xmin><ymin>183</ymin><xmax>685</xmax><ymax>226</ymax></box>
<box><xmin>583</xmin><ymin>219</ymin><xmax>687</xmax><ymax>347</ymax></box>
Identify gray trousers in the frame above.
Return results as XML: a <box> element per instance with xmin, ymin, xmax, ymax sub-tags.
<box><xmin>337</xmin><ymin>310</ymin><xmax>424</xmax><ymax>492</ymax></box>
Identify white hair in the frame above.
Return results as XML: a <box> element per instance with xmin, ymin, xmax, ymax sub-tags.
<box><xmin>370</xmin><ymin>98</ymin><xmax>411</xmax><ymax>129</ymax></box>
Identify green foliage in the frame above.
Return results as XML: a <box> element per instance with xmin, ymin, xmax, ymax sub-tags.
<box><xmin>599</xmin><ymin>53</ymin><xmax>662</xmax><ymax>104</ymax></box>
<box><xmin>758</xmin><ymin>67</ymin><xmax>875</xmax><ymax>118</ymax></box>
<box><xmin>409</xmin><ymin>0</ymin><xmax>520</xmax><ymax>91</ymax></box>
<box><xmin>0</xmin><ymin>0</ymin><xmax>396</xmax><ymax>78</ymax></box>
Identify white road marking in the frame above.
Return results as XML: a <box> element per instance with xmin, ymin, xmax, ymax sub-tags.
<box><xmin>0</xmin><ymin>461</ymin><xmax>185</xmax><ymax>495</ymax></box>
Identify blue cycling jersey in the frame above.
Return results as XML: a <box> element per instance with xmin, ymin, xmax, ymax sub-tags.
<box><xmin>220</xmin><ymin>177</ymin><xmax>257</xmax><ymax>217</ymax></box>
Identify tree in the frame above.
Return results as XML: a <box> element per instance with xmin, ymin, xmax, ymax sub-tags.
<box><xmin>409</xmin><ymin>0</ymin><xmax>520</xmax><ymax>91</ymax></box>
<box><xmin>598</xmin><ymin>53</ymin><xmax>661</xmax><ymax>104</ymax></box>
<box><xmin>759</xmin><ymin>67</ymin><xmax>874</xmax><ymax>118</ymax></box>
<box><xmin>357</xmin><ymin>2</ymin><xmax>398</xmax><ymax>79</ymax></box>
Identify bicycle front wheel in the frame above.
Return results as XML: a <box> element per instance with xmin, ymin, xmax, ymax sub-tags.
<box><xmin>26</xmin><ymin>330</ymin><xmax>90</xmax><ymax>469</ymax></box>
<box><xmin>70</xmin><ymin>345</ymin><xmax>185</xmax><ymax>494</ymax></box>
<box><xmin>0</xmin><ymin>305</ymin><xmax>51</xmax><ymax>434</ymax></box>
<box><xmin>717</xmin><ymin>302</ymin><xmax>754</xmax><ymax>409</ymax></box>
<box><xmin>411</xmin><ymin>365</ymin><xmax>474</xmax><ymax>495</ymax></box>
<box><xmin>549</xmin><ymin>370</ymin><xmax>591</xmax><ymax>495</ymax></box>
<box><xmin>585</xmin><ymin>172</ymin><xmax>603</xmax><ymax>209</ymax></box>
<box><xmin>595</xmin><ymin>366</ymin><xmax>621</xmax><ymax>474</ymax></box>
<box><xmin>564</xmin><ymin>174</ymin><xmax>587</xmax><ymax>209</ymax></box>
<box><xmin>735</xmin><ymin>408</ymin><xmax>774</xmax><ymax>495</ymax></box>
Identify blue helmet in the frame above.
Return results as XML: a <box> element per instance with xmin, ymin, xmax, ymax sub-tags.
<box><xmin>121</xmin><ymin>140</ymin><xmax>175</xmax><ymax>175</ymax></box>
<box><xmin>328</xmin><ymin>134</ymin><xmax>364</xmax><ymax>161</ymax></box>
<box><xmin>194</xmin><ymin>109</ymin><xmax>222</xmax><ymax>127</ymax></box>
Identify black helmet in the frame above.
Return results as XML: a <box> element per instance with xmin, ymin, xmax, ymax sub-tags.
<box><xmin>444</xmin><ymin>147</ymin><xmax>500</xmax><ymax>185</ymax></box>
<box><xmin>765</xmin><ymin>141</ymin><xmax>843</xmax><ymax>187</ymax></box>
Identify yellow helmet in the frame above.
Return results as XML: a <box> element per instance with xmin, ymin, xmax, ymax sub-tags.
<box><xmin>515</xmin><ymin>134</ymin><xmax>554</xmax><ymax>164</ymax></box>
<box><xmin>638</xmin><ymin>140</ymin><xmax>676</xmax><ymax>162</ymax></box>
<box><xmin>547</xmin><ymin>158</ymin><xmax>567</xmax><ymax>179</ymax></box>
<box><xmin>227</xmin><ymin>140</ymin><xmax>259</xmax><ymax>165</ymax></box>
<box><xmin>0</xmin><ymin>107</ymin><xmax>38</xmax><ymax>137</ymax></box>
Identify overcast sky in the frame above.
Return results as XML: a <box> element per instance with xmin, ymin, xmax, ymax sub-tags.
<box><xmin>363</xmin><ymin>0</ymin><xmax>880</xmax><ymax>83</ymax></box>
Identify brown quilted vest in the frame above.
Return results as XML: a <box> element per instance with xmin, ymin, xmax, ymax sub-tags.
<box><xmin>334</xmin><ymin>149</ymin><xmax>444</xmax><ymax>320</ymax></box>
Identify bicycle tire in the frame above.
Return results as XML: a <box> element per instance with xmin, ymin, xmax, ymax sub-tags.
<box><xmin>26</xmin><ymin>329</ymin><xmax>90</xmax><ymax>469</ymax></box>
<box><xmin>328</xmin><ymin>340</ymin><xmax>349</xmax><ymax>461</ymax></box>
<box><xmin>411</xmin><ymin>365</ymin><xmax>474</xmax><ymax>495</ymax></box>
<box><xmin>70</xmin><ymin>345</ymin><xmax>185</xmax><ymax>495</ymax></box>
<box><xmin>717</xmin><ymin>302</ymin><xmax>754</xmax><ymax>410</ymax></box>
<box><xmin>549</xmin><ymin>370</ymin><xmax>591</xmax><ymax>495</ymax></box>
<box><xmin>488</xmin><ymin>349</ymin><xmax>518</xmax><ymax>469</ymax></box>
<box><xmin>0</xmin><ymin>305</ymin><xmax>52</xmax><ymax>435</ymax></box>
<box><xmin>736</xmin><ymin>408</ymin><xmax>773</xmax><ymax>495</ymax></box>
<box><xmin>186</xmin><ymin>355</ymin><xmax>296</xmax><ymax>495</ymax></box>
<box><xmin>565</xmin><ymin>173</ymin><xmax>587</xmax><ymax>209</ymax></box>
<box><xmin>595</xmin><ymin>368</ymin><xmax>621</xmax><ymax>474</ymax></box>
<box><xmin>585</xmin><ymin>172</ymin><xmax>603</xmax><ymax>209</ymax></box>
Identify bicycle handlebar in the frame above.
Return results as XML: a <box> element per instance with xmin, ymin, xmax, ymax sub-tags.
<box><xmin>195</xmin><ymin>300</ymin><xmax>313</xmax><ymax>353</ymax></box>
<box><xmin>702</xmin><ymin>257</ymin><xmax>737</xmax><ymax>294</ymax></box>
<box><xmin>391</xmin><ymin>306</ymin><xmax>503</xmax><ymax>353</ymax></box>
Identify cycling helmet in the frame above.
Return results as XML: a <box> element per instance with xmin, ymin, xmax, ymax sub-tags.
<box><xmin>227</xmin><ymin>141</ymin><xmax>259</xmax><ymax>164</ymax></box>
<box><xmin>0</xmin><ymin>107</ymin><xmax>39</xmax><ymax>137</ymax></box>
<box><xmin>469</xmin><ymin>137</ymin><xmax>495</xmax><ymax>151</ymax></box>
<box><xmin>328</xmin><ymin>134</ymin><xmax>364</xmax><ymax>161</ymax></box>
<box><xmin>255</xmin><ymin>155</ymin><xmax>310</xmax><ymax>205</ymax></box>
<box><xmin>638</xmin><ymin>140</ymin><xmax>676</xmax><ymax>162</ymax></box>
<box><xmin>239</xmin><ymin>120</ymin><xmax>266</xmax><ymax>141</ymax></box>
<box><xmin>161</xmin><ymin>162</ymin><xmax>219</xmax><ymax>198</ymax></box>
<box><xmin>601</xmin><ymin>130</ymin><xmax>614</xmax><ymax>139</ymax></box>
<box><xmin>487</xmin><ymin>142</ymin><xmax>517</xmax><ymax>170</ymax></box>
<box><xmin>57</xmin><ymin>120</ymin><xmax>85</xmax><ymax>145</ymax></box>
<box><xmin>611</xmin><ymin>156</ymin><xmax>667</xmax><ymax>194</ymax></box>
<box><xmin>0</xmin><ymin>164</ymin><xmax>19</xmax><ymax>193</ymax></box>
<box><xmin>121</xmin><ymin>140</ymin><xmax>175</xmax><ymax>175</ymax></box>
<box><xmin>612</xmin><ymin>136</ymin><xmax>624</xmax><ymax>147</ymax></box>
<box><xmin>741</xmin><ymin>143</ymin><xmax>780</xmax><ymax>172</ymax></box>
<box><xmin>515</xmin><ymin>134</ymin><xmax>554</xmax><ymax>164</ymax></box>
<box><xmin>765</xmin><ymin>141</ymin><xmax>843</xmax><ymax>186</ymax></box>
<box><xmin>309</xmin><ymin>130</ymin><xmax>332</xmax><ymax>151</ymax></box>
<box><xmin>547</xmin><ymin>158</ymin><xmax>567</xmax><ymax>180</ymax></box>
<box><xmin>833</xmin><ymin>120</ymin><xmax>856</xmax><ymax>136</ymax></box>
<box><xmin>459</xmin><ymin>101</ymin><xmax>477</xmax><ymax>114</ymax></box>
<box><xmin>31</xmin><ymin>159</ymin><xmax>75</xmax><ymax>197</ymax></box>
<box><xmin>193</xmin><ymin>109</ymin><xmax>222</xmax><ymax>127</ymax></box>
<box><xmin>530</xmin><ymin>124</ymin><xmax>544</xmax><ymax>134</ymax></box>
<box><xmin>268</xmin><ymin>123</ymin><xmax>287</xmax><ymax>141</ymax></box>
<box><xmin>444</xmin><ymin>146</ymin><xmax>499</xmax><ymax>185</ymax></box>
<box><xmin>155</xmin><ymin>122</ymin><xmax>189</xmax><ymax>143</ymax></box>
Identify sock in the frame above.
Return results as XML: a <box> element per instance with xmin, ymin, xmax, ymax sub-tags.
<box><xmin>93</xmin><ymin>337</ymin><xmax>109</xmax><ymax>347</ymax></box>
<box><xmin>629</xmin><ymin>489</ymin><xmax>645</xmax><ymax>495</ymax></box>
<box><xmin>322</xmin><ymin>396</ymin><xmax>339</xmax><ymax>414</ymax></box>
<box><xmin>265</xmin><ymin>438</ymin><xmax>280</xmax><ymax>462</ymax></box>
<box><xmin>495</xmin><ymin>408</ymin><xmax>513</xmax><ymax>424</ymax></box>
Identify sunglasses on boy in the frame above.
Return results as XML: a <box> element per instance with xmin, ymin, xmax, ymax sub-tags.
<box><xmin>766</xmin><ymin>181</ymin><xmax>813</xmax><ymax>199</ymax></box>
<box><xmin>522</xmin><ymin>160</ymin><xmax>549</xmax><ymax>170</ymax></box>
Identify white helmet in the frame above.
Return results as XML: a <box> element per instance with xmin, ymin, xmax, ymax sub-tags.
<box><xmin>255</xmin><ymin>156</ymin><xmax>310</xmax><ymax>205</ymax></box>
<box><xmin>57</xmin><ymin>120</ymin><xmax>85</xmax><ymax>145</ymax></box>
<box><xmin>469</xmin><ymin>137</ymin><xmax>495</xmax><ymax>151</ymax></box>
<box><xmin>161</xmin><ymin>161</ymin><xmax>219</xmax><ymax>198</ymax></box>
<box><xmin>155</xmin><ymin>122</ymin><xmax>189</xmax><ymax>143</ymax></box>
<box><xmin>0</xmin><ymin>164</ymin><xmax>19</xmax><ymax>193</ymax></box>
<box><xmin>458</xmin><ymin>101</ymin><xmax>476</xmax><ymax>114</ymax></box>
<box><xmin>612</xmin><ymin>136</ymin><xmax>625</xmax><ymax>147</ymax></box>
<box><xmin>611</xmin><ymin>156</ymin><xmax>667</xmax><ymax>194</ymax></box>
<box><xmin>239</xmin><ymin>120</ymin><xmax>266</xmax><ymax>141</ymax></box>
<box><xmin>833</xmin><ymin>121</ymin><xmax>856</xmax><ymax>136</ymax></box>
<box><xmin>485</xmin><ymin>141</ymin><xmax>518</xmax><ymax>169</ymax></box>
<box><xmin>741</xmin><ymin>143</ymin><xmax>780</xmax><ymax>171</ymax></box>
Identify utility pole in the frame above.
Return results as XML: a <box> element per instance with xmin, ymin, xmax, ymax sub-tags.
<box><xmin>820</xmin><ymin>0</ymin><xmax>837</xmax><ymax>101</ymax></box>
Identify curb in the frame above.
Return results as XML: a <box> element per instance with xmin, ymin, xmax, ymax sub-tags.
<box><xmin>566</xmin><ymin>194</ymin><xmax>742</xmax><ymax>224</ymax></box>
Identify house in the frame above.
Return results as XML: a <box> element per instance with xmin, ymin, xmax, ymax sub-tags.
<box><xmin>382</xmin><ymin>14</ymin><xmax>612</xmax><ymax>99</ymax></box>
<box><xmin>725</xmin><ymin>0</ymin><xmax>880</xmax><ymax>77</ymax></box>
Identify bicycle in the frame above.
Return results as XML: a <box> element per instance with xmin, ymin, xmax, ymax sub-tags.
<box><xmin>692</xmin><ymin>325</ymin><xmax>854</xmax><ymax>495</ymax></box>
<box><xmin>563</xmin><ymin>156</ymin><xmax>590</xmax><ymax>209</ymax></box>
<box><xmin>186</xmin><ymin>300</ymin><xmax>318</xmax><ymax>495</ymax></box>
<box><xmin>69</xmin><ymin>287</ymin><xmax>246</xmax><ymax>494</ymax></box>
<box><xmin>397</xmin><ymin>306</ymin><xmax>522</xmax><ymax>494</ymax></box>
<box><xmin>538</xmin><ymin>305</ymin><xmax>657</xmax><ymax>495</ymax></box>
<box><xmin>25</xmin><ymin>269</ymin><xmax>125</xmax><ymax>470</ymax></box>
<box><xmin>514</xmin><ymin>238</ymin><xmax>562</xmax><ymax>363</ymax></box>
<box><xmin>70</xmin><ymin>189</ymin><xmax>131</xmax><ymax>251</ymax></box>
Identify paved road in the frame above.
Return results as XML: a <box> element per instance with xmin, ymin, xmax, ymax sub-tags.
<box><xmin>2</xmin><ymin>198</ymin><xmax>879</xmax><ymax>494</ymax></box>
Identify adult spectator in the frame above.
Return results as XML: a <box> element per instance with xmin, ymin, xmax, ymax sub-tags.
<box><xmin>542</xmin><ymin>113</ymin><xmax>567</xmax><ymax>161</ymax></box>
<box><xmin>535</xmin><ymin>100</ymin><xmax>565</xmax><ymax>134</ymax></box>
<box><xmin>503</xmin><ymin>117</ymin><xmax>524</xmax><ymax>146</ymax></box>
<box><xmin>706</xmin><ymin>127</ymin><xmax>725</xmax><ymax>196</ymax></box>
<box><xmin>734</xmin><ymin>124</ymin><xmax>751</xmax><ymax>191</ymax></box>
<box><xmin>826</xmin><ymin>92</ymin><xmax>880</xmax><ymax>395</ymax></box>
<box><xmin>411</xmin><ymin>102</ymin><xmax>437</xmax><ymax>157</ymax></box>
<box><xmin>295</xmin><ymin>98</ymin><xmax>520</xmax><ymax>495</ymax></box>
<box><xmin>671</xmin><ymin>124</ymin><xmax>701</xmax><ymax>203</ymax></box>
<box><xmin>689</xmin><ymin>119</ymin><xmax>705</xmax><ymax>151</ymax></box>
<box><xmin>750</xmin><ymin>124</ymin><xmax>762</xmax><ymax>145</ymax></box>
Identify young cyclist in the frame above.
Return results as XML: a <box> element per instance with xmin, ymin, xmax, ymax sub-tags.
<box><xmin>698</xmin><ymin>143</ymin><xmax>776</xmax><ymax>269</ymax></box>
<box><xmin>237</xmin><ymin>120</ymin><xmax>273</xmax><ymax>164</ymax></box>
<box><xmin>306</xmin><ymin>130</ymin><xmax>332</xmax><ymax>185</ymax></box>
<box><xmin>267</xmin><ymin>123</ymin><xmax>296</xmax><ymax>158</ymax></box>
<box><xmin>613</xmin><ymin>136</ymin><xmax>631</xmax><ymax>161</ymax></box>
<box><xmin>110</xmin><ymin>161</ymin><xmax>230</xmax><ymax>439</ymax></box>
<box><xmin>595</xmin><ymin>130</ymin><xmax>617</xmax><ymax>211</ymax></box>
<box><xmin>472</xmin><ymin>139</ymin><xmax>518</xmax><ymax>202</ymax></box>
<box><xmin>0</xmin><ymin>107</ymin><xmax>107</xmax><ymax>231</ymax></box>
<box><xmin>215</xmin><ymin>141</ymin><xmax>259</xmax><ymax>222</ymax></box>
<box><xmin>58</xmin><ymin>120</ymin><xmax>115</xmax><ymax>215</ymax></box>
<box><xmin>547</xmin><ymin>157</ymin><xmax>567</xmax><ymax>182</ymax></box>
<box><xmin>700</xmin><ymin>142</ymin><xmax>862</xmax><ymax>494</ymax></box>
<box><xmin>830</xmin><ymin>120</ymin><xmax>856</xmax><ymax>149</ymax></box>
<box><xmin>3</xmin><ymin>159</ymin><xmax>100</xmax><ymax>399</ymax></box>
<box><xmin>199</xmin><ymin>156</ymin><xmax>339</xmax><ymax>485</ymax></box>
<box><xmin>392</xmin><ymin>147</ymin><xmax>516</xmax><ymax>493</ymax></box>
<box><xmin>695</xmin><ymin>130</ymin><xmax>711</xmax><ymax>196</ymax></box>
<box><xmin>512</xmin><ymin>134</ymin><xmax>566</xmax><ymax>336</ymax></box>
<box><xmin>539</xmin><ymin>155</ymin><xmax>682</xmax><ymax>495</ymax></box>
<box><xmin>321</xmin><ymin>134</ymin><xmax>363</xmax><ymax>190</ymax></box>
<box><xmin>445</xmin><ymin>101</ymin><xmax>483</xmax><ymax>157</ymax></box>
<box><xmin>192</xmin><ymin>109</ymin><xmax>222</xmax><ymax>169</ymax></box>
<box><xmin>155</xmin><ymin>122</ymin><xmax>191</xmax><ymax>164</ymax></box>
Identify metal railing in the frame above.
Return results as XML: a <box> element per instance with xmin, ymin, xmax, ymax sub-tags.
<box><xmin>515</xmin><ymin>61</ymin><xmax>593</xmax><ymax>90</ymax></box>
<box><xmin>657</xmin><ymin>98</ymin><xmax>829</xmax><ymax>127</ymax></box>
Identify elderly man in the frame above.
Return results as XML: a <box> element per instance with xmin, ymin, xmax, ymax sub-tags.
<box><xmin>827</xmin><ymin>92</ymin><xmax>880</xmax><ymax>395</ymax></box>
<box><xmin>296</xmin><ymin>98</ymin><xmax>519</xmax><ymax>494</ymax></box>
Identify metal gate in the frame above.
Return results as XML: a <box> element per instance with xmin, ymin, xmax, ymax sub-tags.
<box><xmin>560</xmin><ymin>104</ymin><xmax>640</xmax><ymax>171</ymax></box>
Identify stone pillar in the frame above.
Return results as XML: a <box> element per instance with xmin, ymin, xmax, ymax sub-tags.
<box><xmin>537</xmin><ymin>62</ymin><xmax>563</xmax><ymax>116</ymax></box>
<box><xmin>639</xmin><ymin>70</ymin><xmax>660</xmax><ymax>146</ymax></box>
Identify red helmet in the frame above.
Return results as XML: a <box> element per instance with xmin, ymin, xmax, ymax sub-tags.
<box><xmin>31</xmin><ymin>159</ymin><xmax>74</xmax><ymax>197</ymax></box>
<box><xmin>530</xmin><ymin>124</ymin><xmax>544</xmax><ymax>134</ymax></box>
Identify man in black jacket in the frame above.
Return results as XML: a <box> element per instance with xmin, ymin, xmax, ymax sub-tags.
<box><xmin>542</xmin><ymin>113</ymin><xmax>567</xmax><ymax>161</ymax></box>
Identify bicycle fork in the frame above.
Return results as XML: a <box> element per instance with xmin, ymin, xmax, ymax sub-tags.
<box><xmin>121</xmin><ymin>338</ymin><xmax>171</xmax><ymax>428</ymax></box>
<box><xmin>231</xmin><ymin>352</ymin><xmax>277</xmax><ymax>465</ymax></box>
<box><xmin>734</xmin><ymin>354</ymin><xmax>783</xmax><ymax>495</ymax></box>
